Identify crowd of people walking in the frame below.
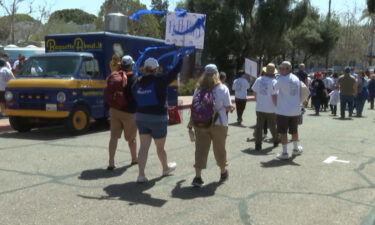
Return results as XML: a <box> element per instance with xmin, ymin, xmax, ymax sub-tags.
<box><xmin>106</xmin><ymin>55</ymin><xmax>311</xmax><ymax>187</ymax></box>
<box><xmin>2</xmin><ymin>50</ymin><xmax>374</xmax><ymax>188</ymax></box>
<box><xmin>104</xmin><ymin>55</ymin><xmax>375</xmax><ymax>188</ymax></box>
<box><xmin>300</xmin><ymin>65</ymin><xmax>374</xmax><ymax>119</ymax></box>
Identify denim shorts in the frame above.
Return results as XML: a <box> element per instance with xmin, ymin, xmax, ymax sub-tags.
<box><xmin>136</xmin><ymin>120</ymin><xmax>168</xmax><ymax>139</ymax></box>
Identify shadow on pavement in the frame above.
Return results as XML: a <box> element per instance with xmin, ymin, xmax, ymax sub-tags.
<box><xmin>229</xmin><ymin>122</ymin><xmax>247</xmax><ymax>128</ymax></box>
<box><xmin>260</xmin><ymin>156</ymin><xmax>300</xmax><ymax>168</ymax></box>
<box><xmin>78</xmin><ymin>164</ymin><xmax>134</xmax><ymax>180</ymax></box>
<box><xmin>332</xmin><ymin>117</ymin><xmax>353</xmax><ymax>121</ymax></box>
<box><xmin>171</xmin><ymin>180</ymin><xmax>221</xmax><ymax>199</ymax></box>
<box><xmin>79</xmin><ymin>176</ymin><xmax>167</xmax><ymax>207</ymax></box>
<box><xmin>0</xmin><ymin>121</ymin><xmax>109</xmax><ymax>141</ymax></box>
<box><xmin>242</xmin><ymin>147</ymin><xmax>274</xmax><ymax>156</ymax></box>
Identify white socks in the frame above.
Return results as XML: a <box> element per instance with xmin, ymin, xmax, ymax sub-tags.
<box><xmin>282</xmin><ymin>141</ymin><xmax>301</xmax><ymax>153</ymax></box>
<box><xmin>293</xmin><ymin>141</ymin><xmax>299</xmax><ymax>150</ymax></box>
<box><xmin>282</xmin><ymin>144</ymin><xmax>288</xmax><ymax>154</ymax></box>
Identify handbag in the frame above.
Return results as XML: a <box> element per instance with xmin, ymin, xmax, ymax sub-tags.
<box><xmin>300</xmin><ymin>81</ymin><xmax>310</xmax><ymax>103</ymax></box>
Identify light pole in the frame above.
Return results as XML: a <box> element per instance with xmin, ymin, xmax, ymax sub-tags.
<box><xmin>326</xmin><ymin>0</ymin><xmax>332</xmax><ymax>70</ymax></box>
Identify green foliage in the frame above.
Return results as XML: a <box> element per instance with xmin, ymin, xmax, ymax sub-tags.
<box><xmin>314</xmin><ymin>17</ymin><xmax>341</xmax><ymax>56</ymax></box>
<box><xmin>0</xmin><ymin>17</ymin><xmax>11</xmax><ymax>40</ymax></box>
<box><xmin>31</xmin><ymin>20</ymin><xmax>96</xmax><ymax>41</ymax></box>
<box><xmin>97</xmin><ymin>0</ymin><xmax>162</xmax><ymax>38</ymax></box>
<box><xmin>151</xmin><ymin>0</ymin><xmax>169</xmax><ymax>38</ymax></box>
<box><xmin>49</xmin><ymin>9</ymin><xmax>97</xmax><ymax>25</ymax></box>
<box><xmin>287</xmin><ymin>7</ymin><xmax>322</xmax><ymax>60</ymax></box>
<box><xmin>368</xmin><ymin>0</ymin><xmax>375</xmax><ymax>14</ymax></box>
<box><xmin>0</xmin><ymin>13</ymin><xmax>37</xmax><ymax>25</ymax></box>
<box><xmin>178</xmin><ymin>79</ymin><xmax>197</xmax><ymax>96</ymax></box>
<box><xmin>185</xmin><ymin>0</ymin><xmax>309</xmax><ymax>72</ymax></box>
<box><xmin>186</xmin><ymin>0</ymin><xmax>241</xmax><ymax>72</ymax></box>
<box><xmin>0</xmin><ymin>14</ymin><xmax>38</xmax><ymax>41</ymax></box>
<box><xmin>252</xmin><ymin>0</ymin><xmax>309</xmax><ymax>59</ymax></box>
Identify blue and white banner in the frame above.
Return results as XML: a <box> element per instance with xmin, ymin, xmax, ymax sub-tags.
<box><xmin>165</xmin><ymin>12</ymin><xmax>206</xmax><ymax>49</ymax></box>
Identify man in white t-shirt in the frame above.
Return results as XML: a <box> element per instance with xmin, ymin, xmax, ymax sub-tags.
<box><xmin>274</xmin><ymin>61</ymin><xmax>303</xmax><ymax>160</ymax></box>
<box><xmin>232</xmin><ymin>70</ymin><xmax>250</xmax><ymax>124</ymax></box>
<box><xmin>0</xmin><ymin>59</ymin><xmax>15</xmax><ymax>116</ymax></box>
<box><xmin>251</xmin><ymin>63</ymin><xmax>279</xmax><ymax>151</ymax></box>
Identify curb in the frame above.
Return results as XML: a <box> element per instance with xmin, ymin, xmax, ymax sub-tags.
<box><xmin>178</xmin><ymin>96</ymin><xmax>255</xmax><ymax>110</ymax></box>
<box><xmin>0</xmin><ymin>120</ymin><xmax>11</xmax><ymax>132</ymax></box>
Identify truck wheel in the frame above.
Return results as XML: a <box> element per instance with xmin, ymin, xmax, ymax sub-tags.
<box><xmin>9</xmin><ymin>116</ymin><xmax>32</xmax><ymax>133</ymax></box>
<box><xmin>66</xmin><ymin>106</ymin><xmax>90</xmax><ymax>135</ymax></box>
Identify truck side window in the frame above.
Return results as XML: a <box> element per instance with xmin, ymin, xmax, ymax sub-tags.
<box><xmin>80</xmin><ymin>58</ymin><xmax>99</xmax><ymax>77</ymax></box>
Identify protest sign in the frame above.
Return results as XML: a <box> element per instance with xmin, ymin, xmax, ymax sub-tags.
<box><xmin>245</xmin><ymin>58</ymin><xmax>258</xmax><ymax>78</ymax></box>
<box><xmin>165</xmin><ymin>12</ymin><xmax>206</xmax><ymax>49</ymax></box>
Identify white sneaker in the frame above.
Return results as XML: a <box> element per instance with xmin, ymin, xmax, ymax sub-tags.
<box><xmin>163</xmin><ymin>162</ymin><xmax>177</xmax><ymax>176</ymax></box>
<box><xmin>277</xmin><ymin>152</ymin><xmax>289</xmax><ymax>160</ymax></box>
<box><xmin>136</xmin><ymin>175</ymin><xmax>148</xmax><ymax>183</ymax></box>
<box><xmin>292</xmin><ymin>146</ymin><xmax>303</xmax><ymax>156</ymax></box>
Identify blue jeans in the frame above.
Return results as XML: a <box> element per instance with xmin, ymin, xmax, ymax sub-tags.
<box><xmin>355</xmin><ymin>96</ymin><xmax>366</xmax><ymax>117</ymax></box>
<box><xmin>340</xmin><ymin>95</ymin><xmax>354</xmax><ymax>118</ymax></box>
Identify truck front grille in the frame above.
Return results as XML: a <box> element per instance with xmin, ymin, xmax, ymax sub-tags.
<box><xmin>19</xmin><ymin>103</ymin><xmax>46</xmax><ymax>110</ymax></box>
<box><xmin>18</xmin><ymin>93</ymin><xmax>48</xmax><ymax>110</ymax></box>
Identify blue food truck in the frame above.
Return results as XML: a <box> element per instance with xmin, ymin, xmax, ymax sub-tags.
<box><xmin>5</xmin><ymin>32</ymin><xmax>180</xmax><ymax>134</ymax></box>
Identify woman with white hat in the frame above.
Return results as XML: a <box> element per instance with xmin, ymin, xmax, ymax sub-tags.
<box><xmin>133</xmin><ymin>57</ymin><xmax>183</xmax><ymax>183</ymax></box>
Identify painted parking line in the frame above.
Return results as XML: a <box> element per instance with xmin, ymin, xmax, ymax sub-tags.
<box><xmin>323</xmin><ymin>156</ymin><xmax>350</xmax><ymax>164</ymax></box>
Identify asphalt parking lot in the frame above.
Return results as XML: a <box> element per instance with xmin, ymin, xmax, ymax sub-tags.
<box><xmin>1</xmin><ymin>102</ymin><xmax>375</xmax><ymax>225</ymax></box>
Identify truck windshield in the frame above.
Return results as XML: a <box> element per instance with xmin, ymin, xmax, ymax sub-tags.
<box><xmin>17</xmin><ymin>56</ymin><xmax>81</xmax><ymax>77</ymax></box>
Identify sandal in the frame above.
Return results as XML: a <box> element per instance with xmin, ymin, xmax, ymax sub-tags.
<box><xmin>107</xmin><ymin>166</ymin><xmax>116</xmax><ymax>171</ymax></box>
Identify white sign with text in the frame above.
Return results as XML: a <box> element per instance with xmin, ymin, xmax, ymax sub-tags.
<box><xmin>165</xmin><ymin>12</ymin><xmax>206</xmax><ymax>49</ymax></box>
<box><xmin>245</xmin><ymin>58</ymin><xmax>258</xmax><ymax>78</ymax></box>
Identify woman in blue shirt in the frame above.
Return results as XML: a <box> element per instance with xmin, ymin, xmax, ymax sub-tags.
<box><xmin>133</xmin><ymin>57</ymin><xmax>182</xmax><ymax>183</ymax></box>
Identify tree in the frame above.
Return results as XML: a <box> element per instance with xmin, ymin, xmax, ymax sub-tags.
<box><xmin>151</xmin><ymin>0</ymin><xmax>169</xmax><ymax>38</ymax></box>
<box><xmin>287</xmin><ymin>7</ymin><xmax>323</xmax><ymax>64</ymax></box>
<box><xmin>97</xmin><ymin>0</ymin><xmax>162</xmax><ymax>38</ymax></box>
<box><xmin>251</xmin><ymin>0</ymin><xmax>309</xmax><ymax>63</ymax></box>
<box><xmin>327</xmin><ymin>8</ymin><xmax>367</xmax><ymax>68</ymax></box>
<box><xmin>184</xmin><ymin>0</ymin><xmax>309</xmax><ymax>73</ymax></box>
<box><xmin>0</xmin><ymin>13</ymin><xmax>39</xmax><ymax>43</ymax></box>
<box><xmin>361</xmin><ymin>8</ymin><xmax>375</xmax><ymax>65</ymax></box>
<box><xmin>368</xmin><ymin>0</ymin><xmax>375</xmax><ymax>14</ymax></box>
<box><xmin>185</xmin><ymin>0</ymin><xmax>242</xmax><ymax>74</ymax></box>
<box><xmin>0</xmin><ymin>16</ymin><xmax>11</xmax><ymax>41</ymax></box>
<box><xmin>0</xmin><ymin>0</ymin><xmax>32</xmax><ymax>43</ymax></box>
<box><xmin>49</xmin><ymin>9</ymin><xmax>97</xmax><ymax>25</ymax></box>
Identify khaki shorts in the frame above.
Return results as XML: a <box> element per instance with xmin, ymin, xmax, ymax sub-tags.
<box><xmin>110</xmin><ymin>108</ymin><xmax>137</xmax><ymax>141</ymax></box>
<box><xmin>276</xmin><ymin>115</ymin><xmax>299</xmax><ymax>135</ymax></box>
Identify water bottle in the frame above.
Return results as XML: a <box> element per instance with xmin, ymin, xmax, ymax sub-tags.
<box><xmin>188</xmin><ymin>128</ymin><xmax>195</xmax><ymax>142</ymax></box>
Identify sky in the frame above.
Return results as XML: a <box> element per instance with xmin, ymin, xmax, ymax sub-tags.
<box><xmin>10</xmin><ymin>0</ymin><xmax>368</xmax><ymax>19</ymax></box>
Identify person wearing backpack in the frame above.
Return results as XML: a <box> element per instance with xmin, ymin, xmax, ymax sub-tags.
<box><xmin>133</xmin><ymin>57</ymin><xmax>182</xmax><ymax>183</ymax></box>
<box><xmin>189</xmin><ymin>64</ymin><xmax>234</xmax><ymax>188</ymax></box>
<box><xmin>106</xmin><ymin>55</ymin><xmax>138</xmax><ymax>170</ymax></box>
